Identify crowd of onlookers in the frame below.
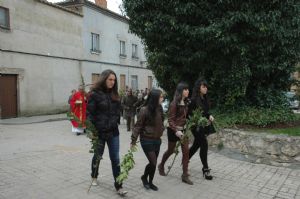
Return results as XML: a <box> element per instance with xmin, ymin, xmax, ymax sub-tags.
<box><xmin>68</xmin><ymin>85</ymin><xmax>151</xmax><ymax>135</ymax></box>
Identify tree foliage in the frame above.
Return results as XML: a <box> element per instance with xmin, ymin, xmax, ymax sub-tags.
<box><xmin>123</xmin><ymin>0</ymin><xmax>300</xmax><ymax>109</ymax></box>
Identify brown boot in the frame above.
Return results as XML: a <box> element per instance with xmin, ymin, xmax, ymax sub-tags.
<box><xmin>182</xmin><ymin>174</ymin><xmax>193</xmax><ymax>185</ymax></box>
<box><xmin>158</xmin><ymin>163</ymin><xmax>166</xmax><ymax>176</ymax></box>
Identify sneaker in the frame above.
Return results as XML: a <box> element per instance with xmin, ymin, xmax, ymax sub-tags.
<box><xmin>91</xmin><ymin>178</ymin><xmax>98</xmax><ymax>186</ymax></box>
<box><xmin>76</xmin><ymin>132</ymin><xmax>80</xmax><ymax>136</ymax></box>
<box><xmin>117</xmin><ymin>188</ymin><xmax>128</xmax><ymax>196</ymax></box>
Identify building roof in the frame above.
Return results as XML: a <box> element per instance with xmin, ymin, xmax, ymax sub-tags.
<box><xmin>57</xmin><ymin>0</ymin><xmax>129</xmax><ymax>23</ymax></box>
<box><xmin>36</xmin><ymin>0</ymin><xmax>83</xmax><ymax>17</ymax></box>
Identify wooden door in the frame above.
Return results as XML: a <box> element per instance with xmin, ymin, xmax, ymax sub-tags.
<box><xmin>0</xmin><ymin>74</ymin><xmax>17</xmax><ymax>119</ymax></box>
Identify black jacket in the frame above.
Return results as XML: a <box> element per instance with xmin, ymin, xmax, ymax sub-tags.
<box><xmin>188</xmin><ymin>96</ymin><xmax>215</xmax><ymax>136</ymax></box>
<box><xmin>87</xmin><ymin>90</ymin><xmax>121</xmax><ymax>138</ymax></box>
<box><xmin>188</xmin><ymin>96</ymin><xmax>210</xmax><ymax>119</ymax></box>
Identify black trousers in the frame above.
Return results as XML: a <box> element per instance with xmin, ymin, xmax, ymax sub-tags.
<box><xmin>189</xmin><ymin>129</ymin><xmax>209</xmax><ymax>169</ymax></box>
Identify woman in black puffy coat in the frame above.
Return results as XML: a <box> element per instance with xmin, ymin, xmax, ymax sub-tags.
<box><xmin>87</xmin><ymin>69</ymin><xmax>127</xmax><ymax>196</ymax></box>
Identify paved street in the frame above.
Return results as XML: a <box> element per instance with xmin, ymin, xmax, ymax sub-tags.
<box><xmin>0</xmin><ymin>116</ymin><xmax>300</xmax><ymax>199</ymax></box>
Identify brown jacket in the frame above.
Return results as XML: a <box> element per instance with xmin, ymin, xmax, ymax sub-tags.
<box><xmin>168</xmin><ymin>101</ymin><xmax>188</xmax><ymax>132</ymax></box>
<box><xmin>131</xmin><ymin>107</ymin><xmax>165</xmax><ymax>144</ymax></box>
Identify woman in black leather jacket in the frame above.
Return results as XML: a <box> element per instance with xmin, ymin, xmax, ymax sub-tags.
<box><xmin>188</xmin><ymin>78</ymin><xmax>215</xmax><ymax>180</ymax></box>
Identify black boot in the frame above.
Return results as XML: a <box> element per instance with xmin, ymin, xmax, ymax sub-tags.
<box><xmin>141</xmin><ymin>175</ymin><xmax>150</xmax><ymax>189</ymax></box>
<box><xmin>202</xmin><ymin>168</ymin><xmax>213</xmax><ymax>180</ymax></box>
<box><xmin>158</xmin><ymin>163</ymin><xmax>166</xmax><ymax>176</ymax></box>
<box><xmin>181</xmin><ymin>174</ymin><xmax>193</xmax><ymax>185</ymax></box>
<box><xmin>149</xmin><ymin>183</ymin><xmax>158</xmax><ymax>191</ymax></box>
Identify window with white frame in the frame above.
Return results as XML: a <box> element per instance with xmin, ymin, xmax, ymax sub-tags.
<box><xmin>132</xmin><ymin>44</ymin><xmax>138</xmax><ymax>59</ymax></box>
<box><xmin>0</xmin><ymin>7</ymin><xmax>10</xmax><ymax>29</ymax></box>
<box><xmin>120</xmin><ymin>41</ymin><xmax>126</xmax><ymax>57</ymax></box>
<box><xmin>91</xmin><ymin>33</ymin><xmax>100</xmax><ymax>53</ymax></box>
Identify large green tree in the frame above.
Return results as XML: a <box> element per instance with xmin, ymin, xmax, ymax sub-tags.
<box><xmin>123</xmin><ymin>0</ymin><xmax>300</xmax><ymax>109</ymax></box>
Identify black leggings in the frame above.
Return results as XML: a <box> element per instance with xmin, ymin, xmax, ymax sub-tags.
<box><xmin>189</xmin><ymin>130</ymin><xmax>208</xmax><ymax>169</ymax></box>
<box><xmin>141</xmin><ymin>140</ymin><xmax>161</xmax><ymax>184</ymax></box>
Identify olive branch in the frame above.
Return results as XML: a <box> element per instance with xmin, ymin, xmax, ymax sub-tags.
<box><xmin>116</xmin><ymin>144</ymin><xmax>138</xmax><ymax>184</ymax></box>
<box><xmin>66</xmin><ymin>112</ymin><xmax>103</xmax><ymax>193</ymax></box>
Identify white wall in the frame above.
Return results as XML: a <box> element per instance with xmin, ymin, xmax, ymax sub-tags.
<box><xmin>0</xmin><ymin>0</ymin><xmax>156</xmax><ymax>116</ymax></box>
<box><xmin>0</xmin><ymin>0</ymin><xmax>83</xmax><ymax>116</ymax></box>
<box><xmin>0</xmin><ymin>0</ymin><xmax>83</xmax><ymax>58</ymax></box>
<box><xmin>0</xmin><ymin>52</ymin><xmax>82</xmax><ymax>115</ymax></box>
<box><xmin>82</xmin><ymin>6</ymin><xmax>146</xmax><ymax>65</ymax></box>
<box><xmin>81</xmin><ymin>62</ymin><xmax>153</xmax><ymax>91</ymax></box>
<box><xmin>80</xmin><ymin>5</ymin><xmax>153</xmax><ymax>91</ymax></box>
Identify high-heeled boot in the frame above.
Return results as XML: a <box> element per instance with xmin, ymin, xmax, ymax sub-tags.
<box><xmin>202</xmin><ymin>168</ymin><xmax>213</xmax><ymax>180</ymax></box>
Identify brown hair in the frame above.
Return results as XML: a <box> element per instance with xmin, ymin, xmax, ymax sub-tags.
<box><xmin>93</xmin><ymin>69</ymin><xmax>120</xmax><ymax>101</ymax></box>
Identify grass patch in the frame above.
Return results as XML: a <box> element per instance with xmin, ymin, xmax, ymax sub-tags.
<box><xmin>212</xmin><ymin>107</ymin><xmax>300</xmax><ymax>136</ymax></box>
<box><xmin>266</xmin><ymin>127</ymin><xmax>300</xmax><ymax>136</ymax></box>
<box><xmin>213</xmin><ymin>107</ymin><xmax>298</xmax><ymax>128</ymax></box>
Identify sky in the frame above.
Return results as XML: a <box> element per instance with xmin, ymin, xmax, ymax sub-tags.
<box><xmin>48</xmin><ymin>0</ymin><xmax>123</xmax><ymax>14</ymax></box>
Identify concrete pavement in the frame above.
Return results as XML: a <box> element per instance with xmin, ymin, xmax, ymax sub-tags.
<box><xmin>0</xmin><ymin>114</ymin><xmax>67</xmax><ymax>125</ymax></box>
<box><xmin>0</xmin><ymin>115</ymin><xmax>300</xmax><ymax>199</ymax></box>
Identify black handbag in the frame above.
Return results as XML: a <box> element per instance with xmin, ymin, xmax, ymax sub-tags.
<box><xmin>204</xmin><ymin>124</ymin><xmax>216</xmax><ymax>135</ymax></box>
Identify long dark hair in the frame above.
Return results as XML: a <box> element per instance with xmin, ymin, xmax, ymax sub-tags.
<box><xmin>172</xmin><ymin>82</ymin><xmax>189</xmax><ymax>105</ymax></box>
<box><xmin>144</xmin><ymin>89</ymin><xmax>163</xmax><ymax>124</ymax></box>
<box><xmin>192</xmin><ymin>78</ymin><xmax>208</xmax><ymax>106</ymax></box>
<box><xmin>93</xmin><ymin>69</ymin><xmax>119</xmax><ymax>101</ymax></box>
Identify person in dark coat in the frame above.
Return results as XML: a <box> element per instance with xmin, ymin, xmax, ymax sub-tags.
<box><xmin>86</xmin><ymin>69</ymin><xmax>127</xmax><ymax>196</ymax></box>
<box><xmin>188</xmin><ymin>78</ymin><xmax>215</xmax><ymax>180</ymax></box>
<box><xmin>131</xmin><ymin>89</ymin><xmax>165</xmax><ymax>191</ymax></box>
<box><xmin>122</xmin><ymin>89</ymin><xmax>138</xmax><ymax>131</ymax></box>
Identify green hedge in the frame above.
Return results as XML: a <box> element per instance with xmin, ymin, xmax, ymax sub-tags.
<box><xmin>214</xmin><ymin>106</ymin><xmax>298</xmax><ymax>128</ymax></box>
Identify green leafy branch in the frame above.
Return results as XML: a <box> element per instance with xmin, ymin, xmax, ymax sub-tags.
<box><xmin>184</xmin><ymin>108</ymin><xmax>210</xmax><ymax>140</ymax></box>
<box><xmin>66</xmin><ymin>112</ymin><xmax>102</xmax><ymax>193</ymax></box>
<box><xmin>166</xmin><ymin>108</ymin><xmax>209</xmax><ymax>175</ymax></box>
<box><xmin>67</xmin><ymin>111</ymin><xmax>99</xmax><ymax>151</ymax></box>
<box><xmin>116</xmin><ymin>145</ymin><xmax>138</xmax><ymax>184</ymax></box>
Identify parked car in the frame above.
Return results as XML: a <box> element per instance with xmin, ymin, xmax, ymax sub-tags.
<box><xmin>162</xmin><ymin>99</ymin><xmax>169</xmax><ymax>113</ymax></box>
<box><xmin>284</xmin><ymin>91</ymin><xmax>299</xmax><ymax>109</ymax></box>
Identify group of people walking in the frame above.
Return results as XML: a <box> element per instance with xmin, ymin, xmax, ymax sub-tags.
<box><xmin>133</xmin><ymin>79</ymin><xmax>214</xmax><ymax>191</ymax></box>
<box><xmin>72</xmin><ymin>69</ymin><xmax>215</xmax><ymax>196</ymax></box>
<box><xmin>121</xmin><ymin>87</ymin><xmax>149</xmax><ymax>132</ymax></box>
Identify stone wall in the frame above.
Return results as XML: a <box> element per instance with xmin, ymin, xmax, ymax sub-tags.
<box><xmin>208</xmin><ymin>129</ymin><xmax>300</xmax><ymax>166</ymax></box>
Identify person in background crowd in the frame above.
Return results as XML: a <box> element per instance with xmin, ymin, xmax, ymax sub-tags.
<box><xmin>122</xmin><ymin>89</ymin><xmax>138</xmax><ymax>131</ymax></box>
<box><xmin>70</xmin><ymin>86</ymin><xmax>86</xmax><ymax>136</ymax></box>
<box><xmin>68</xmin><ymin>89</ymin><xmax>76</xmax><ymax>110</ymax></box>
<box><xmin>134</xmin><ymin>92</ymin><xmax>145</xmax><ymax>115</ymax></box>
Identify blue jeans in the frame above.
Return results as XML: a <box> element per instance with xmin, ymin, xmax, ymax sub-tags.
<box><xmin>91</xmin><ymin>135</ymin><xmax>120</xmax><ymax>184</ymax></box>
